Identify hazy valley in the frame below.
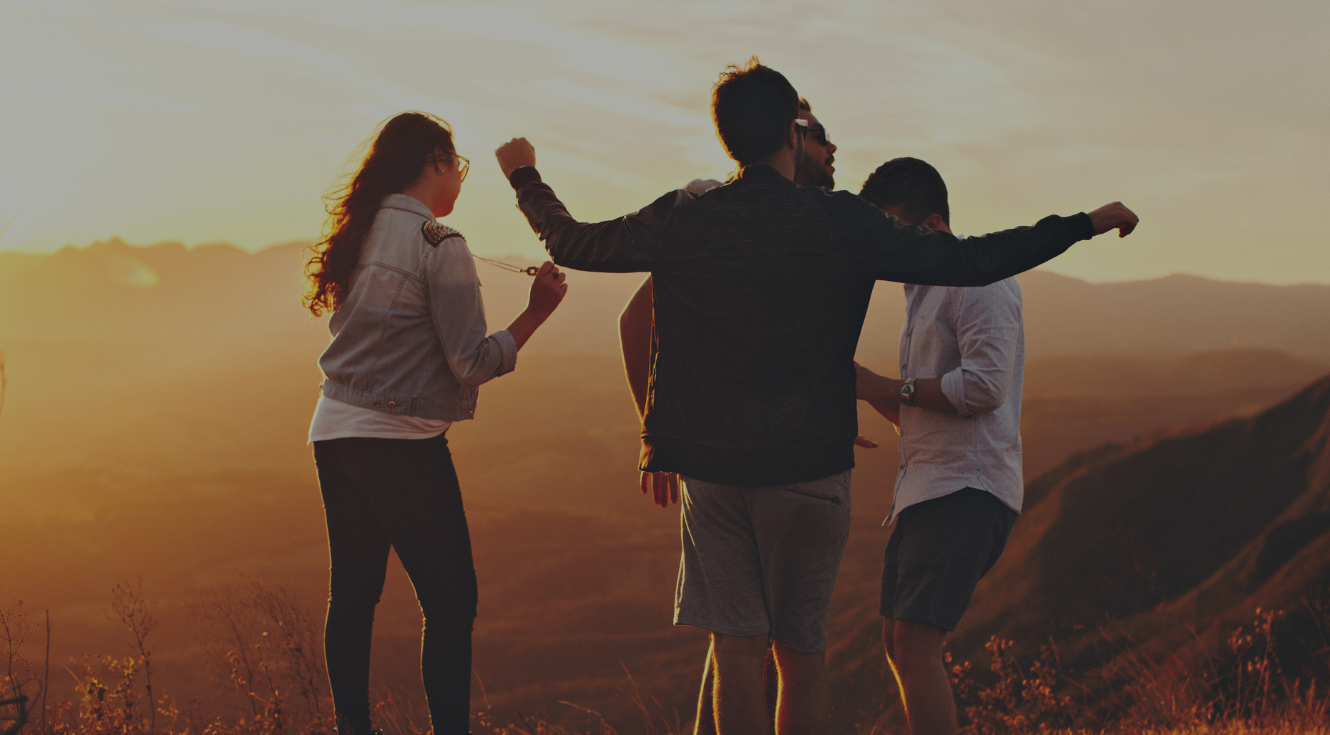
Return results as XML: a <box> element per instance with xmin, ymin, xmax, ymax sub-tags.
<box><xmin>2</xmin><ymin>238</ymin><xmax>1330</xmax><ymax>732</ymax></box>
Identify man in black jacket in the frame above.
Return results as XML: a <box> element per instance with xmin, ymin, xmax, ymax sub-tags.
<box><xmin>495</xmin><ymin>58</ymin><xmax>1137</xmax><ymax>735</ymax></box>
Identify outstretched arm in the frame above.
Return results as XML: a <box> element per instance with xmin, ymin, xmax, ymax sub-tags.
<box><xmin>497</xmin><ymin>137</ymin><xmax>682</xmax><ymax>274</ymax></box>
<box><xmin>825</xmin><ymin>191</ymin><xmax>1139</xmax><ymax>287</ymax></box>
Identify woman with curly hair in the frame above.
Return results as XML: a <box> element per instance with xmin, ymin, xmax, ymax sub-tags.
<box><xmin>305</xmin><ymin>111</ymin><xmax>566</xmax><ymax>735</ymax></box>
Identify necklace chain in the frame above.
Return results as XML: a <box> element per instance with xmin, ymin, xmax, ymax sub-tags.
<box><xmin>472</xmin><ymin>255</ymin><xmax>539</xmax><ymax>276</ymax></box>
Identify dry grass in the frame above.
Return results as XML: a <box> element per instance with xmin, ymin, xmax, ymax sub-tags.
<box><xmin>3</xmin><ymin>589</ymin><xmax>1329</xmax><ymax>735</ymax></box>
<box><xmin>942</xmin><ymin>607</ymin><xmax>1330</xmax><ymax>735</ymax></box>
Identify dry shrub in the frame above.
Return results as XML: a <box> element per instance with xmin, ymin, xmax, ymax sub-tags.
<box><xmin>949</xmin><ymin>636</ymin><xmax>1075</xmax><ymax>734</ymax></box>
<box><xmin>947</xmin><ymin>606</ymin><xmax>1330</xmax><ymax>735</ymax></box>
<box><xmin>188</xmin><ymin>581</ymin><xmax>333</xmax><ymax>735</ymax></box>
<box><xmin>11</xmin><ymin>580</ymin><xmax>1330</xmax><ymax>735</ymax></box>
<box><xmin>1</xmin><ymin>599</ymin><xmax>39</xmax><ymax>735</ymax></box>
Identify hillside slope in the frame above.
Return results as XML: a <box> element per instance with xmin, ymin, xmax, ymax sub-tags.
<box><xmin>956</xmin><ymin>372</ymin><xmax>1330</xmax><ymax>670</ymax></box>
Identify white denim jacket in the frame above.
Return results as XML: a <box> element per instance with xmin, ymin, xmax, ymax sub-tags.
<box><xmin>318</xmin><ymin>194</ymin><xmax>517</xmax><ymax>421</ymax></box>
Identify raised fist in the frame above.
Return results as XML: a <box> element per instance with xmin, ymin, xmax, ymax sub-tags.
<box><xmin>495</xmin><ymin>137</ymin><xmax>537</xmax><ymax>180</ymax></box>
<box><xmin>1087</xmin><ymin>202</ymin><xmax>1139</xmax><ymax>238</ymax></box>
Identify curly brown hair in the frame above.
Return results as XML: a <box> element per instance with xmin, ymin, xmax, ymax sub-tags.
<box><xmin>304</xmin><ymin>112</ymin><xmax>455</xmax><ymax>316</ymax></box>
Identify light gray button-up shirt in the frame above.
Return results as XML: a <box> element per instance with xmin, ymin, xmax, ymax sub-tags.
<box><xmin>890</xmin><ymin>271</ymin><xmax>1024</xmax><ymax>521</ymax></box>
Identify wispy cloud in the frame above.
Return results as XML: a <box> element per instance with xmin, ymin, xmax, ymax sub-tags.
<box><xmin>144</xmin><ymin>19</ymin><xmax>354</xmax><ymax>70</ymax></box>
<box><xmin>533</xmin><ymin>80</ymin><xmax>708</xmax><ymax>128</ymax></box>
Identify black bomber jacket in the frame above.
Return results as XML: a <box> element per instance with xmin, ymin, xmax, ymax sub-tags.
<box><xmin>509</xmin><ymin>164</ymin><xmax>1093</xmax><ymax>486</ymax></box>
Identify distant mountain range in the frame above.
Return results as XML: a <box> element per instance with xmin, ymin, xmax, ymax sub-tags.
<box><xmin>4</xmin><ymin>238</ymin><xmax>1330</xmax><ymax>362</ymax></box>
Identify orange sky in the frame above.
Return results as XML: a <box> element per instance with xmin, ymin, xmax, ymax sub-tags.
<box><xmin>1</xmin><ymin>1</ymin><xmax>1327</xmax><ymax>283</ymax></box>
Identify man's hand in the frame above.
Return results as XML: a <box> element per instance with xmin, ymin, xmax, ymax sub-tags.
<box><xmin>854</xmin><ymin>435</ymin><xmax>879</xmax><ymax>448</ymax></box>
<box><xmin>871</xmin><ymin>399</ymin><xmax>901</xmax><ymax>429</ymax></box>
<box><xmin>1087</xmin><ymin>202</ymin><xmax>1139</xmax><ymax>238</ymax></box>
<box><xmin>855</xmin><ymin>362</ymin><xmax>901</xmax><ymax>403</ymax></box>
<box><xmin>640</xmin><ymin>471</ymin><xmax>679</xmax><ymax>508</ymax></box>
<box><xmin>495</xmin><ymin>137</ymin><xmax>537</xmax><ymax>180</ymax></box>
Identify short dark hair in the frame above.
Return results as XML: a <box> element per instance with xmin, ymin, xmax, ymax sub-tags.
<box><xmin>798</xmin><ymin>97</ymin><xmax>811</xmax><ymax>112</ymax></box>
<box><xmin>712</xmin><ymin>57</ymin><xmax>799</xmax><ymax>166</ymax></box>
<box><xmin>859</xmin><ymin>157</ymin><xmax>950</xmax><ymax>226</ymax></box>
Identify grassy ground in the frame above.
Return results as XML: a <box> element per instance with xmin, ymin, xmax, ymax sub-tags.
<box><xmin>4</xmin><ymin>591</ymin><xmax>1329</xmax><ymax>735</ymax></box>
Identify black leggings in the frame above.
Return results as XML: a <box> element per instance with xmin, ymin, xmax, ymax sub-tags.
<box><xmin>313</xmin><ymin>433</ymin><xmax>476</xmax><ymax>735</ymax></box>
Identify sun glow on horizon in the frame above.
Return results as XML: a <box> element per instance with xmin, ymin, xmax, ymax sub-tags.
<box><xmin>0</xmin><ymin>1</ymin><xmax>1327</xmax><ymax>285</ymax></box>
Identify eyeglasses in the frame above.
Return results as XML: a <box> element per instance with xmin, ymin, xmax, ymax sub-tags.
<box><xmin>434</xmin><ymin>154</ymin><xmax>470</xmax><ymax>182</ymax></box>
<box><xmin>794</xmin><ymin>119</ymin><xmax>808</xmax><ymax>138</ymax></box>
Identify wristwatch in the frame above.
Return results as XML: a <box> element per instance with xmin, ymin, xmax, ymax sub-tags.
<box><xmin>899</xmin><ymin>378</ymin><xmax>917</xmax><ymax>406</ymax></box>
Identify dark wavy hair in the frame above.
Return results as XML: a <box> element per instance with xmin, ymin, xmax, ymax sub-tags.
<box><xmin>712</xmin><ymin>57</ymin><xmax>799</xmax><ymax>166</ymax></box>
<box><xmin>304</xmin><ymin>112</ymin><xmax>455</xmax><ymax>316</ymax></box>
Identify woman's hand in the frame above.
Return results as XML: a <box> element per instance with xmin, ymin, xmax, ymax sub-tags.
<box><xmin>504</xmin><ymin>261</ymin><xmax>566</xmax><ymax>350</ymax></box>
<box><xmin>527</xmin><ymin>261</ymin><xmax>567</xmax><ymax>317</ymax></box>
<box><xmin>496</xmin><ymin>137</ymin><xmax>537</xmax><ymax>180</ymax></box>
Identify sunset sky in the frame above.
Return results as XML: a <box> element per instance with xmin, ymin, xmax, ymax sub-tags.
<box><xmin>1</xmin><ymin>0</ymin><xmax>1326</xmax><ymax>283</ymax></box>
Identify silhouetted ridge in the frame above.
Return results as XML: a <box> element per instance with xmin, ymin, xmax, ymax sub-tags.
<box><xmin>952</xmin><ymin>371</ymin><xmax>1330</xmax><ymax>672</ymax></box>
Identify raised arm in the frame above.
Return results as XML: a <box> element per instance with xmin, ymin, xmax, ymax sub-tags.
<box><xmin>496</xmin><ymin>137</ymin><xmax>682</xmax><ymax>274</ymax></box>
<box><xmin>426</xmin><ymin>238</ymin><xmax>566</xmax><ymax>386</ymax></box>
<box><xmin>425</xmin><ymin>236</ymin><xmax>519</xmax><ymax>386</ymax></box>
<box><xmin>824</xmin><ymin>190</ymin><xmax>1138</xmax><ymax>287</ymax></box>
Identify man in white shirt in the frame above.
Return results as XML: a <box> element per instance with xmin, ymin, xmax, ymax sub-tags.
<box><xmin>855</xmin><ymin>158</ymin><xmax>1025</xmax><ymax>735</ymax></box>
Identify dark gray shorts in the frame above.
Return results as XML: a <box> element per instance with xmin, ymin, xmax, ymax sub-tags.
<box><xmin>675</xmin><ymin>470</ymin><xmax>852</xmax><ymax>653</ymax></box>
<box><xmin>880</xmin><ymin>488</ymin><xmax>1018</xmax><ymax>631</ymax></box>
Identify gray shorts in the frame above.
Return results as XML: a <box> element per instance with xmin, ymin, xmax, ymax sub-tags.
<box><xmin>674</xmin><ymin>470</ymin><xmax>852</xmax><ymax>653</ymax></box>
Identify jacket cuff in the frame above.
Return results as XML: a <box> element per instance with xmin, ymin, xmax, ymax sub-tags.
<box><xmin>508</xmin><ymin>166</ymin><xmax>542</xmax><ymax>191</ymax></box>
<box><xmin>940</xmin><ymin>368</ymin><xmax>973</xmax><ymax>418</ymax></box>
<box><xmin>1069</xmin><ymin>212</ymin><xmax>1095</xmax><ymax>241</ymax></box>
<box><xmin>493</xmin><ymin>329</ymin><xmax>519</xmax><ymax>375</ymax></box>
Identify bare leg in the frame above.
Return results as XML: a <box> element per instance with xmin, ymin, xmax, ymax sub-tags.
<box><xmin>762</xmin><ymin>644</ymin><xmax>779</xmax><ymax>722</ymax></box>
<box><xmin>712</xmin><ymin>633</ymin><xmax>772</xmax><ymax>735</ymax></box>
<box><xmin>695</xmin><ymin>640</ymin><xmax>717</xmax><ymax>735</ymax></box>
<box><xmin>771</xmin><ymin>641</ymin><xmax>829</xmax><ymax>735</ymax></box>
<box><xmin>882</xmin><ymin>618</ymin><xmax>904</xmax><ymax>704</ymax></box>
<box><xmin>887</xmin><ymin>618</ymin><xmax>956</xmax><ymax>735</ymax></box>
<box><xmin>698</xmin><ymin>641</ymin><xmax>777</xmax><ymax>734</ymax></box>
